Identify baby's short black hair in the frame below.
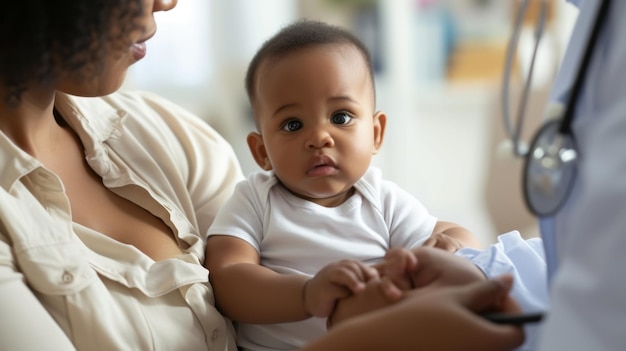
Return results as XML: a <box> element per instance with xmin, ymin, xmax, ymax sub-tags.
<box><xmin>245</xmin><ymin>19</ymin><xmax>375</xmax><ymax>105</ymax></box>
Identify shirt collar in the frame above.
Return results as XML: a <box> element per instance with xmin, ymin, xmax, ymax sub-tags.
<box><xmin>0</xmin><ymin>93</ymin><xmax>126</xmax><ymax>191</ymax></box>
<box><xmin>55</xmin><ymin>93</ymin><xmax>126</xmax><ymax>150</ymax></box>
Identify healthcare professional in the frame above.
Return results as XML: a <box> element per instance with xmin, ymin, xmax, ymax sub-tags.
<box><xmin>531</xmin><ymin>0</ymin><xmax>626</xmax><ymax>349</ymax></box>
<box><xmin>456</xmin><ymin>0</ymin><xmax>626</xmax><ymax>349</ymax></box>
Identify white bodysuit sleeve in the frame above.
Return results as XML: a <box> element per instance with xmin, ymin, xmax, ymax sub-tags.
<box><xmin>206</xmin><ymin>177</ymin><xmax>265</xmax><ymax>252</ymax></box>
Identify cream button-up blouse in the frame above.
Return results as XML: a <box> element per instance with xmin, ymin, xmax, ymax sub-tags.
<box><xmin>0</xmin><ymin>91</ymin><xmax>243</xmax><ymax>350</ymax></box>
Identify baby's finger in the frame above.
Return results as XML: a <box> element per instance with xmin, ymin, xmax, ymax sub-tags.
<box><xmin>349</xmin><ymin>260</ymin><xmax>381</xmax><ymax>281</ymax></box>
<box><xmin>385</xmin><ymin>248</ymin><xmax>417</xmax><ymax>273</ymax></box>
<box><xmin>358</xmin><ymin>262</ymin><xmax>380</xmax><ymax>282</ymax></box>
<box><xmin>378</xmin><ymin>276</ymin><xmax>404</xmax><ymax>302</ymax></box>
<box><xmin>328</xmin><ymin>262</ymin><xmax>370</xmax><ymax>293</ymax></box>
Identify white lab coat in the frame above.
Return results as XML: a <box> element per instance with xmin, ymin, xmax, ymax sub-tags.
<box><xmin>458</xmin><ymin>0</ymin><xmax>626</xmax><ymax>349</ymax></box>
<box><xmin>542</xmin><ymin>0</ymin><xmax>626</xmax><ymax>349</ymax></box>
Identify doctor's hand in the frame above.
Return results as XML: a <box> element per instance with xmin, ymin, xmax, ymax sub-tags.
<box><xmin>404</xmin><ymin>246</ymin><xmax>521</xmax><ymax>312</ymax></box>
<box><xmin>407</xmin><ymin>245</ymin><xmax>488</xmax><ymax>289</ymax></box>
<box><xmin>305</xmin><ymin>275</ymin><xmax>525</xmax><ymax>351</ymax></box>
<box><xmin>375</xmin><ymin>246</ymin><xmax>489</xmax><ymax>301</ymax></box>
<box><xmin>304</xmin><ymin>259</ymin><xmax>379</xmax><ymax>318</ymax></box>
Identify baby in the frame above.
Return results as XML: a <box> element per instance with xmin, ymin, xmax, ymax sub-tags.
<box><xmin>205</xmin><ymin>19</ymin><xmax>481</xmax><ymax>351</ymax></box>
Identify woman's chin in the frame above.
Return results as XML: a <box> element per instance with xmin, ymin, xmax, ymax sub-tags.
<box><xmin>58</xmin><ymin>73</ymin><xmax>128</xmax><ymax>97</ymax></box>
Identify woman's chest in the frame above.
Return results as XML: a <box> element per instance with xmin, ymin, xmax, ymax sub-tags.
<box><xmin>42</xmin><ymin>126</ymin><xmax>183</xmax><ymax>262</ymax></box>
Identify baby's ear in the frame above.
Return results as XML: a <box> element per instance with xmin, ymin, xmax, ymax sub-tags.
<box><xmin>247</xmin><ymin>132</ymin><xmax>273</xmax><ymax>170</ymax></box>
<box><xmin>372</xmin><ymin>111</ymin><xmax>387</xmax><ymax>154</ymax></box>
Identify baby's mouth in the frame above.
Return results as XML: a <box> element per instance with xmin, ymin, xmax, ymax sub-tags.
<box><xmin>307</xmin><ymin>155</ymin><xmax>338</xmax><ymax>176</ymax></box>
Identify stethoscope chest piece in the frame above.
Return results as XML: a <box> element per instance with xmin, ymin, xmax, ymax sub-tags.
<box><xmin>523</xmin><ymin>118</ymin><xmax>578</xmax><ymax>216</ymax></box>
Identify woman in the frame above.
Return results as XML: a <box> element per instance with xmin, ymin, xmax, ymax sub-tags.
<box><xmin>0</xmin><ymin>1</ymin><xmax>523</xmax><ymax>350</ymax></box>
<box><xmin>1</xmin><ymin>1</ymin><xmax>241</xmax><ymax>349</ymax></box>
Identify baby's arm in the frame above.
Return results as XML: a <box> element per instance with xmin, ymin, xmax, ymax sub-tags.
<box><xmin>205</xmin><ymin>235</ymin><xmax>377</xmax><ymax>323</ymax></box>
<box><xmin>304</xmin><ymin>259</ymin><xmax>379</xmax><ymax>317</ymax></box>
<box><xmin>422</xmin><ymin>220</ymin><xmax>482</xmax><ymax>252</ymax></box>
<box><xmin>206</xmin><ymin>235</ymin><xmax>309</xmax><ymax>323</ymax></box>
<box><xmin>329</xmin><ymin>248</ymin><xmax>416</xmax><ymax>328</ymax></box>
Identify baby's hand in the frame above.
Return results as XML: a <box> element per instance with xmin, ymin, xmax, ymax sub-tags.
<box><xmin>374</xmin><ymin>248</ymin><xmax>417</xmax><ymax>289</ymax></box>
<box><xmin>304</xmin><ymin>260</ymin><xmax>378</xmax><ymax>318</ymax></box>
<box><xmin>422</xmin><ymin>232</ymin><xmax>464</xmax><ymax>252</ymax></box>
<box><xmin>373</xmin><ymin>248</ymin><xmax>418</xmax><ymax>301</ymax></box>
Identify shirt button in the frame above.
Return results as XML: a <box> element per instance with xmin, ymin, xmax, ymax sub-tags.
<box><xmin>211</xmin><ymin>328</ymin><xmax>219</xmax><ymax>342</ymax></box>
<box><xmin>61</xmin><ymin>271</ymin><xmax>74</xmax><ymax>284</ymax></box>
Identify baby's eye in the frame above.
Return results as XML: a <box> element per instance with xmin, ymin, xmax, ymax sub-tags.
<box><xmin>281</xmin><ymin>119</ymin><xmax>302</xmax><ymax>132</ymax></box>
<box><xmin>331</xmin><ymin>112</ymin><xmax>352</xmax><ymax>125</ymax></box>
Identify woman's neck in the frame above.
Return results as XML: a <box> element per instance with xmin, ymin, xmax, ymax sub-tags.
<box><xmin>0</xmin><ymin>87</ymin><xmax>64</xmax><ymax>157</ymax></box>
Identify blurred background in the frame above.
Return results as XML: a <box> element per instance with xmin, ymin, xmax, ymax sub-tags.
<box><xmin>124</xmin><ymin>0</ymin><xmax>579</xmax><ymax>246</ymax></box>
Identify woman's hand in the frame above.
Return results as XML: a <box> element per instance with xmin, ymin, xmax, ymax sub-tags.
<box><xmin>407</xmin><ymin>245</ymin><xmax>488</xmax><ymax>289</ymax></box>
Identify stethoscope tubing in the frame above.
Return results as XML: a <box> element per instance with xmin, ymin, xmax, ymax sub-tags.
<box><xmin>520</xmin><ymin>0</ymin><xmax>610</xmax><ymax>216</ymax></box>
<box><xmin>557</xmin><ymin>0</ymin><xmax>610</xmax><ymax>135</ymax></box>
<box><xmin>501</xmin><ymin>0</ymin><xmax>548</xmax><ymax>157</ymax></box>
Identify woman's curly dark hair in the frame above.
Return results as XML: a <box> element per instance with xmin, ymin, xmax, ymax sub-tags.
<box><xmin>1</xmin><ymin>0</ymin><xmax>145</xmax><ymax>106</ymax></box>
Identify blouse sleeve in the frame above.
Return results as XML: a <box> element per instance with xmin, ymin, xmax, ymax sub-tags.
<box><xmin>0</xmin><ymin>233</ymin><xmax>76</xmax><ymax>351</ymax></box>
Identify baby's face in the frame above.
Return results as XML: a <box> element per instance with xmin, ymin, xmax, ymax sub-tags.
<box><xmin>251</xmin><ymin>43</ymin><xmax>384</xmax><ymax>207</ymax></box>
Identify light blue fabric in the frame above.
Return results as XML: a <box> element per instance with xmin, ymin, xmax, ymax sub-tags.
<box><xmin>457</xmin><ymin>232</ymin><xmax>547</xmax><ymax>351</ymax></box>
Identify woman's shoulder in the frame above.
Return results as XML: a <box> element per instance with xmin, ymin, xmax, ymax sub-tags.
<box><xmin>62</xmin><ymin>90</ymin><xmax>196</xmax><ymax>124</ymax></box>
<box><xmin>101</xmin><ymin>90</ymin><xmax>193</xmax><ymax>124</ymax></box>
<box><xmin>61</xmin><ymin>90</ymin><xmax>229</xmax><ymax>146</ymax></box>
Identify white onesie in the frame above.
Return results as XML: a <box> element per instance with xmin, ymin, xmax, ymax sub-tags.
<box><xmin>207</xmin><ymin>167</ymin><xmax>437</xmax><ymax>351</ymax></box>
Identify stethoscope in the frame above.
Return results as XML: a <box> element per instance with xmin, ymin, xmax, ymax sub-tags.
<box><xmin>501</xmin><ymin>0</ymin><xmax>609</xmax><ymax>216</ymax></box>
